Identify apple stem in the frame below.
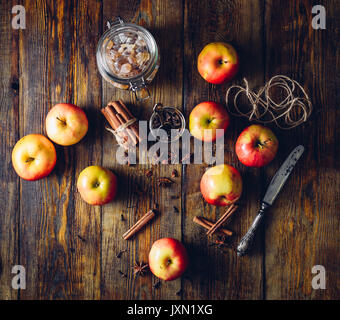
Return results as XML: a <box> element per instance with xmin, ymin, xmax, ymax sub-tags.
<box><xmin>25</xmin><ymin>157</ymin><xmax>34</xmax><ymax>163</ymax></box>
<box><xmin>56</xmin><ymin>117</ymin><xmax>67</xmax><ymax>126</ymax></box>
<box><xmin>257</xmin><ymin>139</ymin><xmax>272</xmax><ymax>149</ymax></box>
<box><xmin>219</xmin><ymin>59</ymin><xmax>229</xmax><ymax>65</ymax></box>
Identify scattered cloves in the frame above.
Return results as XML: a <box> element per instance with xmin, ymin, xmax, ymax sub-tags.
<box><xmin>173</xmin><ymin>206</ymin><xmax>179</xmax><ymax>213</ymax></box>
<box><xmin>118</xmin><ymin>270</ymin><xmax>127</xmax><ymax>278</ymax></box>
<box><xmin>171</xmin><ymin>169</ymin><xmax>178</xmax><ymax>178</ymax></box>
<box><xmin>145</xmin><ymin>169</ymin><xmax>153</xmax><ymax>177</ymax></box>
<box><xmin>116</xmin><ymin>249</ymin><xmax>127</xmax><ymax>259</ymax></box>
<box><xmin>77</xmin><ymin>234</ymin><xmax>86</xmax><ymax>242</ymax></box>
<box><xmin>153</xmin><ymin>203</ymin><xmax>159</xmax><ymax>210</ymax></box>
<box><xmin>157</xmin><ymin>177</ymin><xmax>174</xmax><ymax>187</ymax></box>
<box><xmin>153</xmin><ymin>281</ymin><xmax>161</xmax><ymax>289</ymax></box>
<box><xmin>133</xmin><ymin>184</ymin><xmax>143</xmax><ymax>195</ymax></box>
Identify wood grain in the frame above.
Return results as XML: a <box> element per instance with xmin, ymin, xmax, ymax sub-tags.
<box><xmin>264</xmin><ymin>0</ymin><xmax>340</xmax><ymax>299</ymax></box>
<box><xmin>68</xmin><ymin>0</ymin><xmax>103</xmax><ymax>299</ymax></box>
<box><xmin>182</xmin><ymin>0</ymin><xmax>264</xmax><ymax>299</ymax></box>
<box><xmin>0</xmin><ymin>0</ymin><xmax>19</xmax><ymax>300</ymax></box>
<box><xmin>18</xmin><ymin>0</ymin><xmax>53</xmax><ymax>299</ymax></box>
<box><xmin>18</xmin><ymin>0</ymin><xmax>103</xmax><ymax>299</ymax></box>
<box><xmin>100</xmin><ymin>0</ymin><xmax>183</xmax><ymax>300</ymax></box>
<box><xmin>0</xmin><ymin>0</ymin><xmax>339</xmax><ymax>300</ymax></box>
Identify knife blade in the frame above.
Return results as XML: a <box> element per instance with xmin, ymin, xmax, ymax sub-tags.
<box><xmin>237</xmin><ymin>145</ymin><xmax>305</xmax><ymax>256</ymax></box>
<box><xmin>262</xmin><ymin>145</ymin><xmax>305</xmax><ymax>206</ymax></box>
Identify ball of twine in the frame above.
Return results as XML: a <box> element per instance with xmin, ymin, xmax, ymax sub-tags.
<box><xmin>225</xmin><ymin>75</ymin><xmax>313</xmax><ymax>129</ymax></box>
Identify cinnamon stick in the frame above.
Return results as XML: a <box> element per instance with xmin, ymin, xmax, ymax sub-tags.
<box><xmin>111</xmin><ymin>100</ymin><xmax>141</xmax><ymax>142</ymax></box>
<box><xmin>123</xmin><ymin>209</ymin><xmax>156</xmax><ymax>240</ymax></box>
<box><xmin>101</xmin><ymin>106</ymin><xmax>120</xmax><ymax>130</ymax></box>
<box><xmin>206</xmin><ymin>204</ymin><xmax>238</xmax><ymax>236</ymax></box>
<box><xmin>117</xmin><ymin>99</ymin><xmax>134</xmax><ymax>118</ymax></box>
<box><xmin>102</xmin><ymin>106</ymin><xmax>129</xmax><ymax>145</ymax></box>
<box><xmin>116</xmin><ymin>112</ymin><xmax>137</xmax><ymax>145</ymax></box>
<box><xmin>193</xmin><ymin>216</ymin><xmax>233</xmax><ymax>236</ymax></box>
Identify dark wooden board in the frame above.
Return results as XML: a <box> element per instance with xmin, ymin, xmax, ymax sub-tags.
<box><xmin>0</xmin><ymin>0</ymin><xmax>20</xmax><ymax>300</ymax></box>
<box><xmin>18</xmin><ymin>0</ymin><xmax>103</xmax><ymax>299</ymax></box>
<box><xmin>182</xmin><ymin>0</ymin><xmax>264</xmax><ymax>299</ymax></box>
<box><xmin>264</xmin><ymin>0</ymin><xmax>340</xmax><ymax>299</ymax></box>
<box><xmin>0</xmin><ymin>0</ymin><xmax>339</xmax><ymax>300</ymax></box>
<box><xmin>100</xmin><ymin>0</ymin><xmax>183</xmax><ymax>300</ymax></box>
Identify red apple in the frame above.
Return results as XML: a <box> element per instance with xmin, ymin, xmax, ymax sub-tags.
<box><xmin>235</xmin><ymin>124</ymin><xmax>278</xmax><ymax>167</ymax></box>
<box><xmin>12</xmin><ymin>134</ymin><xmax>57</xmax><ymax>181</ymax></box>
<box><xmin>197</xmin><ymin>42</ymin><xmax>239</xmax><ymax>84</ymax></box>
<box><xmin>77</xmin><ymin>165</ymin><xmax>117</xmax><ymax>205</ymax></box>
<box><xmin>189</xmin><ymin>101</ymin><xmax>230</xmax><ymax>142</ymax></box>
<box><xmin>46</xmin><ymin>103</ymin><xmax>88</xmax><ymax>146</ymax></box>
<box><xmin>200</xmin><ymin>164</ymin><xmax>242</xmax><ymax>206</ymax></box>
<box><xmin>149</xmin><ymin>238</ymin><xmax>188</xmax><ymax>281</ymax></box>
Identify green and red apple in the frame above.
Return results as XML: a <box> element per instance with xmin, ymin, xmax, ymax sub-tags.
<box><xmin>189</xmin><ymin>101</ymin><xmax>230</xmax><ymax>142</ymax></box>
<box><xmin>12</xmin><ymin>134</ymin><xmax>57</xmax><ymax>181</ymax></box>
<box><xmin>235</xmin><ymin>124</ymin><xmax>278</xmax><ymax>167</ymax></box>
<box><xmin>200</xmin><ymin>164</ymin><xmax>242</xmax><ymax>206</ymax></box>
<box><xmin>77</xmin><ymin>165</ymin><xmax>117</xmax><ymax>205</ymax></box>
<box><xmin>149</xmin><ymin>238</ymin><xmax>188</xmax><ymax>281</ymax></box>
<box><xmin>46</xmin><ymin>103</ymin><xmax>88</xmax><ymax>146</ymax></box>
<box><xmin>198</xmin><ymin>42</ymin><xmax>239</xmax><ymax>84</ymax></box>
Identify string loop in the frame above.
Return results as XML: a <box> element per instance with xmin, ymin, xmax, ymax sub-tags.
<box><xmin>105</xmin><ymin>117</ymin><xmax>137</xmax><ymax>148</ymax></box>
<box><xmin>225</xmin><ymin>75</ymin><xmax>313</xmax><ymax>129</ymax></box>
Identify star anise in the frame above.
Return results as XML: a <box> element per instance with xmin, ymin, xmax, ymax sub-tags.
<box><xmin>209</xmin><ymin>235</ymin><xmax>227</xmax><ymax>248</ymax></box>
<box><xmin>208</xmin><ymin>235</ymin><xmax>233</xmax><ymax>252</ymax></box>
<box><xmin>133</xmin><ymin>262</ymin><xmax>149</xmax><ymax>277</ymax></box>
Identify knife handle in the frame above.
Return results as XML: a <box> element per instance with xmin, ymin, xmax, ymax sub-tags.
<box><xmin>237</xmin><ymin>202</ymin><xmax>269</xmax><ymax>256</ymax></box>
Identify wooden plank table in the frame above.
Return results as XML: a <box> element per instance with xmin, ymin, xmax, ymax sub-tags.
<box><xmin>0</xmin><ymin>0</ymin><xmax>339</xmax><ymax>300</ymax></box>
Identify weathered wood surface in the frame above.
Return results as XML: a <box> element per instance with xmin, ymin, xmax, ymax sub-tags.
<box><xmin>100</xmin><ymin>0</ymin><xmax>183</xmax><ymax>300</ymax></box>
<box><xmin>264</xmin><ymin>0</ymin><xmax>340</xmax><ymax>300</ymax></box>
<box><xmin>0</xmin><ymin>0</ymin><xmax>19</xmax><ymax>300</ymax></box>
<box><xmin>182</xmin><ymin>0</ymin><xmax>264</xmax><ymax>299</ymax></box>
<box><xmin>0</xmin><ymin>0</ymin><xmax>339</xmax><ymax>300</ymax></box>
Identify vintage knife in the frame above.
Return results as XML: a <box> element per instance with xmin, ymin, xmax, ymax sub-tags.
<box><xmin>237</xmin><ymin>145</ymin><xmax>305</xmax><ymax>256</ymax></box>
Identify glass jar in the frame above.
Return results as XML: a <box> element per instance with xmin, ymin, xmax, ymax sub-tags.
<box><xmin>96</xmin><ymin>17</ymin><xmax>160</xmax><ymax>100</ymax></box>
<box><xmin>149</xmin><ymin>103</ymin><xmax>186</xmax><ymax>143</ymax></box>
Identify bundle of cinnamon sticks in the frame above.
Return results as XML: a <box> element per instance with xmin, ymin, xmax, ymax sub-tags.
<box><xmin>101</xmin><ymin>100</ymin><xmax>142</xmax><ymax>149</ymax></box>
